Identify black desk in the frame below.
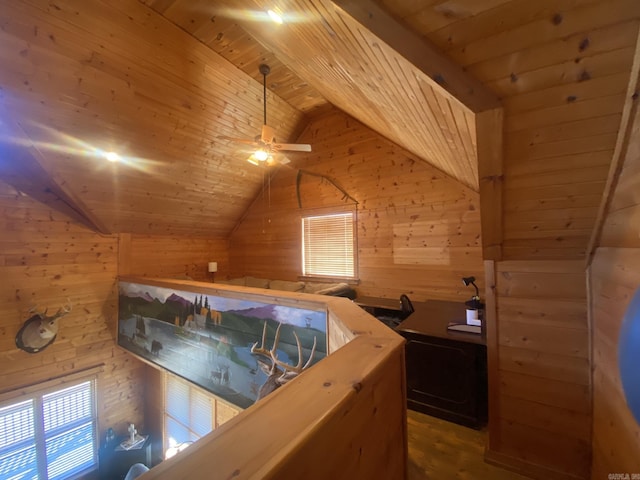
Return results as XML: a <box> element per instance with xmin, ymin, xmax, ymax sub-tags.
<box><xmin>396</xmin><ymin>300</ymin><xmax>487</xmax><ymax>429</ymax></box>
<box><xmin>99</xmin><ymin>435</ymin><xmax>152</xmax><ymax>480</ymax></box>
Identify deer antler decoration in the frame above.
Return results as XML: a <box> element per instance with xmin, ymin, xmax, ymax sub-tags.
<box><xmin>15</xmin><ymin>299</ymin><xmax>72</xmax><ymax>353</ymax></box>
<box><xmin>251</xmin><ymin>321</ymin><xmax>317</xmax><ymax>401</ymax></box>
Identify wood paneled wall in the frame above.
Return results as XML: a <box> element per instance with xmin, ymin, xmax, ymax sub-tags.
<box><xmin>0</xmin><ymin>180</ymin><xmax>145</xmax><ymax>440</ymax></box>
<box><xmin>589</xmin><ymin>96</ymin><xmax>640</xmax><ymax>475</ymax></box>
<box><xmin>487</xmin><ymin>260</ymin><xmax>591</xmax><ymax>479</ymax></box>
<box><xmin>418</xmin><ymin>1</ymin><xmax>640</xmax><ymax>261</ymax></box>
<box><xmin>228</xmin><ymin>109</ymin><xmax>484</xmax><ymax>302</ymax></box>
<box><xmin>121</xmin><ymin>233</ymin><xmax>229</xmax><ymax>282</ymax></box>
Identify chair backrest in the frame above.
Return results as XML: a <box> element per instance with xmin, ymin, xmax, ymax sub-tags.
<box><xmin>124</xmin><ymin>463</ymin><xmax>149</xmax><ymax>480</ymax></box>
<box><xmin>399</xmin><ymin>294</ymin><xmax>414</xmax><ymax>319</ymax></box>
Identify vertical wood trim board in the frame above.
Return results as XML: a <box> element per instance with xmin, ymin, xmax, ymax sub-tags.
<box><xmin>477</xmin><ymin>108</ymin><xmax>504</xmax><ymax>261</ymax></box>
<box><xmin>483</xmin><ymin>260</ymin><xmax>501</xmax><ymax>451</ymax></box>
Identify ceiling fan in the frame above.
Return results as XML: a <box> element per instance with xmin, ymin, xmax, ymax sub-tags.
<box><xmin>221</xmin><ymin>64</ymin><xmax>311</xmax><ymax>166</ymax></box>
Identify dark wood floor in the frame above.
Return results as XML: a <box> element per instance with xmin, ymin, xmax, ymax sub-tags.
<box><xmin>407</xmin><ymin>410</ymin><xmax>531</xmax><ymax>480</ymax></box>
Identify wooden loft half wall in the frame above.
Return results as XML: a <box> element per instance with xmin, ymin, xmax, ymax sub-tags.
<box><xmin>122</xmin><ymin>277</ymin><xmax>408</xmax><ymax>480</ymax></box>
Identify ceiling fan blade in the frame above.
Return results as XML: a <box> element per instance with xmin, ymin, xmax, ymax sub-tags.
<box><xmin>272</xmin><ymin>142</ymin><xmax>312</xmax><ymax>152</ymax></box>
<box><xmin>261</xmin><ymin>125</ymin><xmax>276</xmax><ymax>144</ymax></box>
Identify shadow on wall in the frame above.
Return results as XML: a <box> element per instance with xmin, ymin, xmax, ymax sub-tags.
<box><xmin>619</xmin><ymin>286</ymin><xmax>640</xmax><ymax>424</ymax></box>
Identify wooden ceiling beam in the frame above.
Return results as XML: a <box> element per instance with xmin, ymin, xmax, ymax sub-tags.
<box><xmin>0</xmin><ymin>117</ymin><xmax>112</xmax><ymax>235</ymax></box>
<box><xmin>331</xmin><ymin>0</ymin><xmax>502</xmax><ymax>114</ymax></box>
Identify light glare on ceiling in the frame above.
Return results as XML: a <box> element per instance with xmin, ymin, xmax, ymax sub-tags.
<box><xmin>267</xmin><ymin>9</ymin><xmax>283</xmax><ymax>24</ymax></box>
<box><xmin>105</xmin><ymin>151</ymin><xmax>120</xmax><ymax>162</ymax></box>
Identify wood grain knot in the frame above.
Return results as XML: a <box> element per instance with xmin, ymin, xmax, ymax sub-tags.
<box><xmin>323</xmin><ymin>382</ymin><xmax>332</xmax><ymax>387</ymax></box>
<box><xmin>352</xmin><ymin>382</ymin><xmax>363</xmax><ymax>392</ymax></box>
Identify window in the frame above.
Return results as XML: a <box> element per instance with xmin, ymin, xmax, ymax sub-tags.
<box><xmin>302</xmin><ymin>211</ymin><xmax>356</xmax><ymax>279</ymax></box>
<box><xmin>0</xmin><ymin>377</ymin><xmax>98</xmax><ymax>480</ymax></box>
<box><xmin>164</xmin><ymin>374</ymin><xmax>214</xmax><ymax>458</ymax></box>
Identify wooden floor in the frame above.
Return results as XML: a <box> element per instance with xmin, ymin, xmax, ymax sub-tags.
<box><xmin>407</xmin><ymin>410</ymin><xmax>531</xmax><ymax>480</ymax></box>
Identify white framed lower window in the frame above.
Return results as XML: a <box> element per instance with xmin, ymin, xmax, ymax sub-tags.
<box><xmin>0</xmin><ymin>374</ymin><xmax>98</xmax><ymax>480</ymax></box>
<box><xmin>163</xmin><ymin>373</ymin><xmax>215</xmax><ymax>459</ymax></box>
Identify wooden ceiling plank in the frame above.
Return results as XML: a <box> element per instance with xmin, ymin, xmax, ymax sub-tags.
<box><xmin>345</xmin><ymin>21</ymin><xmax>456</xmax><ymax>170</ymax></box>
<box><xmin>416</xmin><ymin>78</ymin><xmax>474</xmax><ymax>186</ymax></box>
<box><xmin>433</xmin><ymin>91</ymin><xmax>477</xmax><ymax>185</ymax></box>
<box><xmin>390</xmin><ymin>68</ymin><xmax>453</xmax><ymax>170</ymax></box>
<box><xmin>371</xmin><ymin>50</ymin><xmax>454</xmax><ymax>171</ymax></box>
<box><xmin>400</xmin><ymin>93</ymin><xmax>452</xmax><ymax>170</ymax></box>
<box><xmin>331</xmin><ymin>0</ymin><xmax>501</xmax><ymax>113</ymax></box>
<box><xmin>401</xmin><ymin>0</ymin><xmax>513</xmax><ymax>35</ymax></box>
<box><xmin>450</xmin><ymin>102</ymin><xmax>479</xmax><ymax>176</ymax></box>
<box><xmin>344</xmin><ymin>26</ymin><xmax>449</xmax><ymax>167</ymax></box>
<box><xmin>426</xmin><ymin>0</ymin><xmax>598</xmax><ymax>53</ymax></box>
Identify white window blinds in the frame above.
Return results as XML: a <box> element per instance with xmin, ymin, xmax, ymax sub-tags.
<box><xmin>302</xmin><ymin>212</ymin><xmax>355</xmax><ymax>278</ymax></box>
<box><xmin>0</xmin><ymin>378</ymin><xmax>97</xmax><ymax>480</ymax></box>
<box><xmin>164</xmin><ymin>374</ymin><xmax>214</xmax><ymax>455</ymax></box>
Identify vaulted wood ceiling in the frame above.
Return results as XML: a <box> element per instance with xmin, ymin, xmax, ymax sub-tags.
<box><xmin>0</xmin><ymin>0</ymin><xmax>637</xmax><ymax>255</ymax></box>
<box><xmin>0</xmin><ymin>0</ymin><xmax>494</xmax><ymax>236</ymax></box>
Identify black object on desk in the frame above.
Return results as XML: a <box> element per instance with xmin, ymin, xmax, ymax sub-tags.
<box><xmin>395</xmin><ymin>300</ymin><xmax>488</xmax><ymax>429</ymax></box>
<box><xmin>99</xmin><ymin>435</ymin><xmax>152</xmax><ymax>480</ymax></box>
<box><xmin>355</xmin><ymin>295</ymin><xmax>410</xmax><ymax>328</ymax></box>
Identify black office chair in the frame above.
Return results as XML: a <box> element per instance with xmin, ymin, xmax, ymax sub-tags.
<box><xmin>399</xmin><ymin>294</ymin><xmax>414</xmax><ymax>320</ymax></box>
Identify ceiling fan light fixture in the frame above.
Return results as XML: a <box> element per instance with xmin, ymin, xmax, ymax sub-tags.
<box><xmin>225</xmin><ymin>63</ymin><xmax>311</xmax><ymax>167</ymax></box>
<box><xmin>253</xmin><ymin>149</ymin><xmax>269</xmax><ymax>161</ymax></box>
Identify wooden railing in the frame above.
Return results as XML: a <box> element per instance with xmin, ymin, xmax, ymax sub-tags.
<box><xmin>119</xmin><ymin>277</ymin><xmax>408</xmax><ymax>480</ymax></box>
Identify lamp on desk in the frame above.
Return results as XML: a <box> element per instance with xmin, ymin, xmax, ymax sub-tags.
<box><xmin>208</xmin><ymin>262</ymin><xmax>218</xmax><ymax>282</ymax></box>
<box><xmin>462</xmin><ymin>276</ymin><xmax>482</xmax><ymax>326</ymax></box>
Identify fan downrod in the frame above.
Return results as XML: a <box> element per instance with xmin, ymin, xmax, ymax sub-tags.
<box><xmin>259</xmin><ymin>64</ymin><xmax>271</xmax><ymax>76</ymax></box>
